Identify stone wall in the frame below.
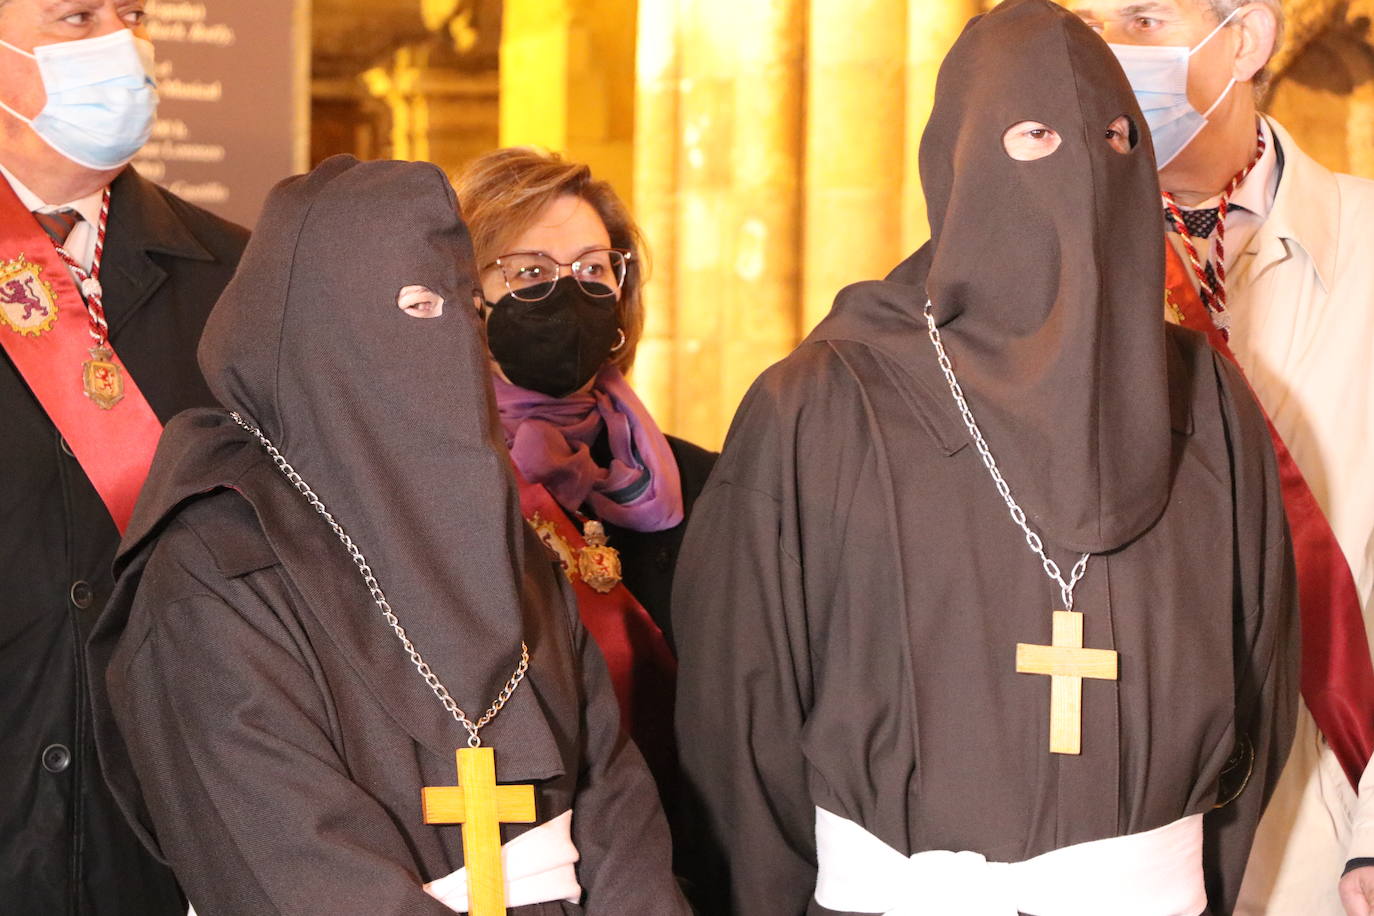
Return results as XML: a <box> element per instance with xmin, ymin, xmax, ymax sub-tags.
<box><xmin>1267</xmin><ymin>0</ymin><xmax>1374</xmax><ymax>178</ymax></box>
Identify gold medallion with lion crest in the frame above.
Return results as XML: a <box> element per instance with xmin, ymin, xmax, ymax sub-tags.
<box><xmin>0</xmin><ymin>255</ymin><xmax>59</xmax><ymax>337</ymax></box>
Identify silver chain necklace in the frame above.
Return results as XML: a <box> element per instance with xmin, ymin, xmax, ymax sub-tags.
<box><xmin>230</xmin><ymin>411</ymin><xmax>528</xmax><ymax>748</ymax></box>
<box><xmin>922</xmin><ymin>303</ymin><xmax>1091</xmax><ymax>610</ymax></box>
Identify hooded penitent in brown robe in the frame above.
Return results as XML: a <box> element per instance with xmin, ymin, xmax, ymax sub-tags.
<box><xmin>87</xmin><ymin>157</ymin><xmax>688</xmax><ymax>915</ymax></box>
<box><xmin>670</xmin><ymin>2</ymin><xmax>1297</xmax><ymax>914</ymax></box>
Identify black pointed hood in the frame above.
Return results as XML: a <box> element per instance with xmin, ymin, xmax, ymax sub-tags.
<box><xmin>89</xmin><ymin>157</ymin><xmax>579</xmax><ymax>865</ymax></box>
<box><xmin>818</xmin><ymin>0</ymin><xmax>1171</xmax><ymax>554</ymax></box>
<box><xmin>194</xmin><ymin>154</ymin><xmax>540</xmax><ymax>725</ymax></box>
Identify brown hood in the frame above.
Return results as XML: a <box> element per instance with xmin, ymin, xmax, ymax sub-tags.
<box><xmin>811</xmin><ymin>0</ymin><xmax>1172</xmax><ymax>555</ymax></box>
<box><xmin>916</xmin><ymin>0</ymin><xmax>1172</xmax><ymax>553</ymax></box>
<box><xmin>194</xmin><ymin>154</ymin><xmax>535</xmax><ymax>724</ymax></box>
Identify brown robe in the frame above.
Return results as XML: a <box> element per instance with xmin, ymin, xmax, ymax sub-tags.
<box><xmin>671</xmin><ymin>274</ymin><xmax>1297</xmax><ymax>915</ymax></box>
<box><xmin>88</xmin><ymin>156</ymin><xmax>687</xmax><ymax>915</ymax></box>
<box><xmin>671</xmin><ymin>3</ymin><xmax>1298</xmax><ymax>913</ymax></box>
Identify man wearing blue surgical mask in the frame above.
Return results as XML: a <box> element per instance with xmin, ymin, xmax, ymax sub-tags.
<box><xmin>1070</xmin><ymin>2</ymin><xmax>1374</xmax><ymax>915</ymax></box>
<box><xmin>0</xmin><ymin>1</ymin><xmax>247</xmax><ymax>913</ymax></box>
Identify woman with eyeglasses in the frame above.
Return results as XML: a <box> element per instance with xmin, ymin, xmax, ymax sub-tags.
<box><xmin>454</xmin><ymin>148</ymin><xmax>716</xmax><ymax>882</ymax></box>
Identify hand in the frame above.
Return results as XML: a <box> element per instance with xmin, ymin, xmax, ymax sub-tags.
<box><xmin>1340</xmin><ymin>866</ymin><xmax>1374</xmax><ymax>916</ymax></box>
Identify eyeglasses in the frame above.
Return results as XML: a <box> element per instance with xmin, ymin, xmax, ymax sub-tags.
<box><xmin>487</xmin><ymin>249</ymin><xmax>632</xmax><ymax>302</ymax></box>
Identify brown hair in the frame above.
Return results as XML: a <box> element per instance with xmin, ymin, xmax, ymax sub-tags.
<box><xmin>453</xmin><ymin>147</ymin><xmax>648</xmax><ymax>373</ymax></box>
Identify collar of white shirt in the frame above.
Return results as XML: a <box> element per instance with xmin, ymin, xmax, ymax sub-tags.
<box><xmin>0</xmin><ymin>163</ymin><xmax>106</xmax><ymax>227</ymax></box>
<box><xmin>1228</xmin><ymin>116</ymin><xmax>1281</xmax><ymax>221</ymax></box>
<box><xmin>1168</xmin><ymin>118</ymin><xmax>1284</xmax><ymax>270</ymax></box>
<box><xmin>1173</xmin><ymin>117</ymin><xmax>1281</xmax><ymax>219</ymax></box>
<box><xmin>0</xmin><ymin>164</ymin><xmax>106</xmax><ymax>271</ymax></box>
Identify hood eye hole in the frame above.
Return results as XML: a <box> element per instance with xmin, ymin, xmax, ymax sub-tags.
<box><xmin>397</xmin><ymin>285</ymin><xmax>445</xmax><ymax>319</ymax></box>
<box><xmin>1003</xmin><ymin>121</ymin><xmax>1062</xmax><ymax>161</ymax></box>
<box><xmin>1106</xmin><ymin>115</ymin><xmax>1137</xmax><ymax>154</ymax></box>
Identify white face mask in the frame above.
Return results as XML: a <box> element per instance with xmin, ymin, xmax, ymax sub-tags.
<box><xmin>1108</xmin><ymin>8</ymin><xmax>1241</xmax><ymax>170</ymax></box>
<box><xmin>0</xmin><ymin>29</ymin><xmax>159</xmax><ymax>171</ymax></box>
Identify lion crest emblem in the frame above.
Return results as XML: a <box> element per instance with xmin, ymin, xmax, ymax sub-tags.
<box><xmin>0</xmin><ymin>255</ymin><xmax>59</xmax><ymax>336</ymax></box>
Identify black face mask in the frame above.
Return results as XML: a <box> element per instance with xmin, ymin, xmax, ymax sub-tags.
<box><xmin>485</xmin><ymin>276</ymin><xmax>622</xmax><ymax>397</ymax></box>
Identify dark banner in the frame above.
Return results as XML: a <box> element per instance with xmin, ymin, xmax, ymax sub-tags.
<box><xmin>134</xmin><ymin>1</ymin><xmax>308</xmax><ymax>228</ymax></box>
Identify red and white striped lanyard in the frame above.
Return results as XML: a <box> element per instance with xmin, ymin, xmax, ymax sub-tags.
<box><xmin>49</xmin><ymin>187</ymin><xmax>113</xmax><ymax>351</ymax></box>
<box><xmin>1161</xmin><ymin>127</ymin><xmax>1265</xmax><ymax>340</ymax></box>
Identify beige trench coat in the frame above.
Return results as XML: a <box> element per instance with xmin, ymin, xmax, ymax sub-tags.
<box><xmin>1230</xmin><ymin>116</ymin><xmax>1374</xmax><ymax>916</ymax></box>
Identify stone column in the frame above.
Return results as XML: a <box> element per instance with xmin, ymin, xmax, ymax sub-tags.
<box><xmin>500</xmin><ymin>0</ymin><xmax>570</xmax><ymax>150</ymax></box>
<box><xmin>903</xmin><ymin>0</ymin><xmax>983</xmax><ymax>250</ymax></box>
<box><xmin>671</xmin><ymin>0</ymin><xmax>805</xmax><ymax>449</ymax></box>
<box><xmin>499</xmin><ymin>0</ymin><xmax>638</xmax><ymax>199</ymax></box>
<box><xmin>802</xmin><ymin>0</ymin><xmax>909</xmax><ymax>331</ymax></box>
<box><xmin>630</xmin><ymin>0</ymin><xmax>984</xmax><ymax>448</ymax></box>
<box><xmin>630</xmin><ymin>0</ymin><xmax>681</xmax><ymax>427</ymax></box>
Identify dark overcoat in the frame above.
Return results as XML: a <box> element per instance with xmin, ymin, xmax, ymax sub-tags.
<box><xmin>0</xmin><ymin>166</ymin><xmax>247</xmax><ymax>915</ymax></box>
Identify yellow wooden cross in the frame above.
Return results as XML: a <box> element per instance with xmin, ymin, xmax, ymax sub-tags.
<box><xmin>422</xmin><ymin>747</ymin><xmax>537</xmax><ymax>916</ymax></box>
<box><xmin>1015</xmin><ymin>610</ymin><xmax>1119</xmax><ymax>755</ymax></box>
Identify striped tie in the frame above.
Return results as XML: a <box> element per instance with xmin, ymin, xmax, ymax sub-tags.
<box><xmin>32</xmin><ymin>208</ymin><xmax>83</xmax><ymax>246</ymax></box>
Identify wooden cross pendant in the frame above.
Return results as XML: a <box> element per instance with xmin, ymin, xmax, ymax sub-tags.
<box><xmin>422</xmin><ymin>747</ymin><xmax>536</xmax><ymax>916</ymax></box>
<box><xmin>1015</xmin><ymin>610</ymin><xmax>1119</xmax><ymax>755</ymax></box>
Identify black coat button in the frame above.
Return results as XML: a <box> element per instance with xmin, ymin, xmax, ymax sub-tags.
<box><xmin>42</xmin><ymin>744</ymin><xmax>71</xmax><ymax>773</ymax></box>
<box><xmin>70</xmin><ymin>580</ymin><xmax>93</xmax><ymax>610</ymax></box>
<box><xmin>60</xmin><ymin>438</ymin><xmax>75</xmax><ymax>457</ymax></box>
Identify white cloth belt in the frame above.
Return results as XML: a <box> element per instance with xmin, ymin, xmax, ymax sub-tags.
<box><xmin>425</xmin><ymin>809</ymin><xmax>581</xmax><ymax>913</ymax></box>
<box><xmin>814</xmin><ymin>807</ymin><xmax>1206</xmax><ymax>916</ymax></box>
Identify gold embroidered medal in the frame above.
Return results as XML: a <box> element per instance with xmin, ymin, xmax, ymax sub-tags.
<box><xmin>0</xmin><ymin>255</ymin><xmax>59</xmax><ymax>337</ymax></box>
<box><xmin>82</xmin><ymin>346</ymin><xmax>125</xmax><ymax>410</ymax></box>
<box><xmin>529</xmin><ymin>511</ymin><xmax>577</xmax><ymax>581</ymax></box>
<box><xmin>577</xmin><ymin>520</ymin><xmax>622</xmax><ymax>594</ymax></box>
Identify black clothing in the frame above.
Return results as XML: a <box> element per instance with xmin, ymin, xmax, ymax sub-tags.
<box><xmin>597</xmin><ymin>434</ymin><xmax>717</xmax><ymax>649</ymax></box>
<box><xmin>0</xmin><ymin>165</ymin><xmax>247</xmax><ymax>915</ymax></box>
<box><xmin>919</xmin><ymin>0</ymin><xmax>1172</xmax><ymax>555</ymax></box>
<box><xmin>89</xmin><ymin>157</ymin><xmax>687</xmax><ymax>914</ymax></box>
<box><xmin>672</xmin><ymin>4</ymin><xmax>1298</xmax><ymax>913</ymax></box>
<box><xmin>91</xmin><ymin>423</ymin><xmax>685</xmax><ymax>915</ymax></box>
<box><xmin>673</xmin><ymin>302</ymin><xmax>1298</xmax><ymax>915</ymax></box>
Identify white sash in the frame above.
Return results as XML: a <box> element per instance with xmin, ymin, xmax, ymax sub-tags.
<box><xmin>814</xmin><ymin>807</ymin><xmax>1205</xmax><ymax>916</ymax></box>
<box><xmin>425</xmin><ymin>809</ymin><xmax>581</xmax><ymax>913</ymax></box>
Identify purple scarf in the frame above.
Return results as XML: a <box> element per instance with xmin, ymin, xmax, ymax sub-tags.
<box><xmin>492</xmin><ymin>365</ymin><xmax>684</xmax><ymax>532</ymax></box>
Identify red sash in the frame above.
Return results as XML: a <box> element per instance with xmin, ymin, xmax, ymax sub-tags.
<box><xmin>0</xmin><ymin>180</ymin><xmax>163</xmax><ymax>534</ymax></box>
<box><xmin>515</xmin><ymin>474</ymin><xmax>679</xmax><ymax>786</ymax></box>
<box><xmin>1167</xmin><ymin>243</ymin><xmax>1374</xmax><ymax>789</ymax></box>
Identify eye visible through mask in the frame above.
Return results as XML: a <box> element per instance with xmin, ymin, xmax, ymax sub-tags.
<box><xmin>397</xmin><ymin>285</ymin><xmax>444</xmax><ymax>319</ymax></box>
<box><xmin>1105</xmin><ymin>115</ymin><xmax>1137</xmax><ymax>154</ymax></box>
<box><xmin>1002</xmin><ymin>120</ymin><xmax>1062</xmax><ymax>161</ymax></box>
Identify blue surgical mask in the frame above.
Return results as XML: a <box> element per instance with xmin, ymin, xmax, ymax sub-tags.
<box><xmin>0</xmin><ymin>29</ymin><xmax>158</xmax><ymax>171</ymax></box>
<box><xmin>1109</xmin><ymin>8</ymin><xmax>1241</xmax><ymax>169</ymax></box>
